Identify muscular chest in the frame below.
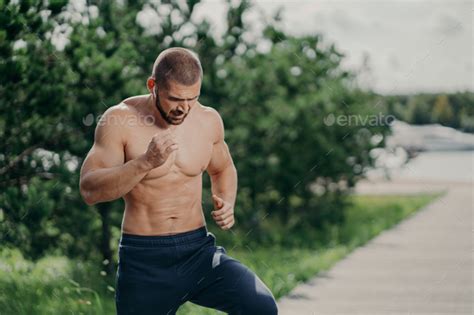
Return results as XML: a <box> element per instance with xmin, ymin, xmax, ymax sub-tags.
<box><xmin>124</xmin><ymin>119</ymin><xmax>213</xmax><ymax>179</ymax></box>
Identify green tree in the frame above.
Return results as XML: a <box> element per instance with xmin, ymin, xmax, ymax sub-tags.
<box><xmin>199</xmin><ymin>18</ymin><xmax>390</xmax><ymax>244</ymax></box>
<box><xmin>1</xmin><ymin>0</ymin><xmax>391</xmax><ymax>265</ymax></box>
<box><xmin>383</xmin><ymin>91</ymin><xmax>473</xmax><ymax>132</ymax></box>
<box><xmin>432</xmin><ymin>94</ymin><xmax>454</xmax><ymax>126</ymax></box>
<box><xmin>407</xmin><ymin>98</ymin><xmax>431</xmax><ymax>124</ymax></box>
<box><xmin>0</xmin><ymin>0</ymin><xmax>99</xmax><ymax>260</ymax></box>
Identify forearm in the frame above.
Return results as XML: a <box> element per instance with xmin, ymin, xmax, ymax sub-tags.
<box><xmin>80</xmin><ymin>155</ymin><xmax>151</xmax><ymax>205</ymax></box>
<box><xmin>210</xmin><ymin>164</ymin><xmax>238</xmax><ymax>207</ymax></box>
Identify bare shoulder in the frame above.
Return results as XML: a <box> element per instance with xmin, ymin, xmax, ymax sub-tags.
<box><xmin>199</xmin><ymin>104</ymin><xmax>225</xmax><ymax>143</ymax></box>
<box><xmin>95</xmin><ymin>100</ymin><xmax>143</xmax><ymax>146</ymax></box>
<box><xmin>122</xmin><ymin>94</ymin><xmax>149</xmax><ymax>109</ymax></box>
<box><xmin>200</xmin><ymin>104</ymin><xmax>224</xmax><ymax>128</ymax></box>
<box><xmin>101</xmin><ymin>102</ymin><xmax>133</xmax><ymax>117</ymax></box>
<box><xmin>121</xmin><ymin>94</ymin><xmax>150</xmax><ymax>116</ymax></box>
<box><xmin>100</xmin><ymin>95</ymin><xmax>147</xmax><ymax>124</ymax></box>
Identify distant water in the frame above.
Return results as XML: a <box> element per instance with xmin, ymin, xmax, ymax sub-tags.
<box><xmin>389</xmin><ymin>150</ymin><xmax>473</xmax><ymax>183</ymax></box>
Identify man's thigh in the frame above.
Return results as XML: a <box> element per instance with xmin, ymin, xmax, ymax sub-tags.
<box><xmin>115</xmin><ymin>278</ymin><xmax>183</xmax><ymax>315</ymax></box>
<box><xmin>188</xmin><ymin>249</ymin><xmax>278</xmax><ymax>315</ymax></box>
<box><xmin>115</xmin><ymin>246</ymin><xmax>184</xmax><ymax>315</ymax></box>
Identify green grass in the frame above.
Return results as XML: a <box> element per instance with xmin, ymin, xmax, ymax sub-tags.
<box><xmin>178</xmin><ymin>192</ymin><xmax>441</xmax><ymax>314</ymax></box>
<box><xmin>0</xmin><ymin>193</ymin><xmax>441</xmax><ymax>315</ymax></box>
<box><xmin>0</xmin><ymin>251</ymin><xmax>116</xmax><ymax>315</ymax></box>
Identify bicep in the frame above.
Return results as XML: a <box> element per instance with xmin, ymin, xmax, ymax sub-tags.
<box><xmin>205</xmin><ymin>108</ymin><xmax>233</xmax><ymax>176</ymax></box>
<box><xmin>206</xmin><ymin>140</ymin><xmax>233</xmax><ymax>176</ymax></box>
<box><xmin>80</xmin><ymin>109</ymin><xmax>125</xmax><ymax>176</ymax></box>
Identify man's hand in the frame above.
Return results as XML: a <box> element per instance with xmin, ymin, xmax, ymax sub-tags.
<box><xmin>140</xmin><ymin>129</ymin><xmax>178</xmax><ymax>170</ymax></box>
<box><xmin>211</xmin><ymin>194</ymin><xmax>235</xmax><ymax>230</ymax></box>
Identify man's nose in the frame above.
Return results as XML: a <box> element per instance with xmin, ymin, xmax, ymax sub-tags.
<box><xmin>179</xmin><ymin>100</ymin><xmax>189</xmax><ymax>110</ymax></box>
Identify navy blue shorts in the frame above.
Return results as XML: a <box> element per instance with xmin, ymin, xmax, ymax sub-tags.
<box><xmin>115</xmin><ymin>225</ymin><xmax>278</xmax><ymax>314</ymax></box>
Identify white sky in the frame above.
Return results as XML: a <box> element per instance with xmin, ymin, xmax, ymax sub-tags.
<box><xmin>193</xmin><ymin>0</ymin><xmax>473</xmax><ymax>95</ymax></box>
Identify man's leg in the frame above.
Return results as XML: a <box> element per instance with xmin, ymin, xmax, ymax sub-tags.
<box><xmin>187</xmin><ymin>246</ymin><xmax>278</xmax><ymax>315</ymax></box>
<box><xmin>115</xmin><ymin>236</ymin><xmax>185</xmax><ymax>315</ymax></box>
<box><xmin>115</xmin><ymin>276</ymin><xmax>182</xmax><ymax>315</ymax></box>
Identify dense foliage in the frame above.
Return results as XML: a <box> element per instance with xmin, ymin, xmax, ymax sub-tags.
<box><xmin>384</xmin><ymin>92</ymin><xmax>474</xmax><ymax>132</ymax></box>
<box><xmin>1</xmin><ymin>0</ymin><xmax>390</xmax><ymax>268</ymax></box>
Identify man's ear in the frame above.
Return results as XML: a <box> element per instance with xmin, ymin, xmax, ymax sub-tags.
<box><xmin>146</xmin><ymin>77</ymin><xmax>156</xmax><ymax>94</ymax></box>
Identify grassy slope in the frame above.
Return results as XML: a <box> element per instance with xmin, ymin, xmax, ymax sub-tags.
<box><xmin>0</xmin><ymin>193</ymin><xmax>440</xmax><ymax>315</ymax></box>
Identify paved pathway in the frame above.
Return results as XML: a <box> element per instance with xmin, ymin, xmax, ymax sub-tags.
<box><xmin>277</xmin><ymin>181</ymin><xmax>472</xmax><ymax>314</ymax></box>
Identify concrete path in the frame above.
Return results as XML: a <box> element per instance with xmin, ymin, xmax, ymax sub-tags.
<box><xmin>277</xmin><ymin>181</ymin><xmax>472</xmax><ymax>314</ymax></box>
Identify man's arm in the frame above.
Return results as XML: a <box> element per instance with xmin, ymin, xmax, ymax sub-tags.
<box><xmin>79</xmin><ymin>105</ymin><xmax>152</xmax><ymax>206</ymax></box>
<box><xmin>205</xmin><ymin>108</ymin><xmax>237</xmax><ymax>230</ymax></box>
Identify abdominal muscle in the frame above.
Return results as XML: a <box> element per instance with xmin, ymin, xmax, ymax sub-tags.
<box><xmin>121</xmin><ymin>173</ymin><xmax>206</xmax><ymax>236</ymax></box>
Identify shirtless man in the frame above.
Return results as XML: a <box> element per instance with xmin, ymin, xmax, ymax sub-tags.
<box><xmin>79</xmin><ymin>47</ymin><xmax>278</xmax><ymax>315</ymax></box>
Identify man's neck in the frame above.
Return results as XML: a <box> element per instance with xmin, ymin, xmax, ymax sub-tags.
<box><xmin>145</xmin><ymin>94</ymin><xmax>176</xmax><ymax>130</ymax></box>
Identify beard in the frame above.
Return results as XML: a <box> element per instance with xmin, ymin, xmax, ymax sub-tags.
<box><xmin>154</xmin><ymin>94</ymin><xmax>188</xmax><ymax>125</ymax></box>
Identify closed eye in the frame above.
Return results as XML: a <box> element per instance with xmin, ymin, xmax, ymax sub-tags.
<box><xmin>168</xmin><ymin>95</ymin><xmax>199</xmax><ymax>102</ymax></box>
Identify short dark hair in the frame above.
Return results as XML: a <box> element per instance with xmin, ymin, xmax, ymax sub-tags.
<box><xmin>152</xmin><ymin>47</ymin><xmax>203</xmax><ymax>89</ymax></box>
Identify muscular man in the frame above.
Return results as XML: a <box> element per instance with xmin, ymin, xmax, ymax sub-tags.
<box><xmin>79</xmin><ymin>47</ymin><xmax>278</xmax><ymax>315</ymax></box>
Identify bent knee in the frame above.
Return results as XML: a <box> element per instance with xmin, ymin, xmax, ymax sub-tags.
<box><xmin>260</xmin><ymin>297</ymin><xmax>278</xmax><ymax>315</ymax></box>
<box><xmin>242</xmin><ymin>295</ymin><xmax>278</xmax><ymax>315</ymax></box>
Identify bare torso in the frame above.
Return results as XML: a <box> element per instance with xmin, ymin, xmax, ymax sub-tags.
<box><xmin>120</xmin><ymin>95</ymin><xmax>214</xmax><ymax>235</ymax></box>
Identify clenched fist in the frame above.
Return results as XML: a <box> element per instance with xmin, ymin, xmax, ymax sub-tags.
<box><xmin>211</xmin><ymin>194</ymin><xmax>235</xmax><ymax>230</ymax></box>
<box><xmin>140</xmin><ymin>129</ymin><xmax>178</xmax><ymax>170</ymax></box>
